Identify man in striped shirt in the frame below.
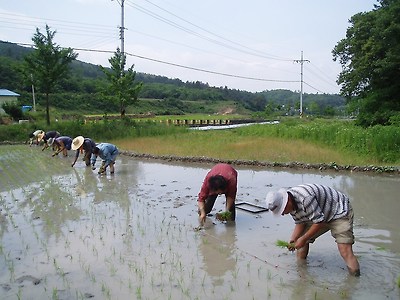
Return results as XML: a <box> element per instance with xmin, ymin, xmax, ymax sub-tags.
<box><xmin>266</xmin><ymin>183</ymin><xmax>360</xmax><ymax>276</ymax></box>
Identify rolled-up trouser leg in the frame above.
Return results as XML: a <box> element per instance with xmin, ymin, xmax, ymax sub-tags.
<box><xmin>204</xmin><ymin>195</ymin><xmax>218</xmax><ymax>214</ymax></box>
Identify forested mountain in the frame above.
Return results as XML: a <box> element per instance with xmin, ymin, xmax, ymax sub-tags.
<box><xmin>0</xmin><ymin>41</ymin><xmax>345</xmax><ymax>116</ymax></box>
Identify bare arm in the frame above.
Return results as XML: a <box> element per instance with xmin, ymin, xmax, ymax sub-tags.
<box><xmin>225</xmin><ymin>196</ymin><xmax>235</xmax><ymax>212</ymax></box>
<box><xmin>294</xmin><ymin>223</ymin><xmax>326</xmax><ymax>249</ymax></box>
<box><xmin>198</xmin><ymin>201</ymin><xmax>206</xmax><ymax>225</ymax></box>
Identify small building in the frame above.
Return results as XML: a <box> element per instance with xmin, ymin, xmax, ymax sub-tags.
<box><xmin>0</xmin><ymin>89</ymin><xmax>20</xmax><ymax>114</ymax></box>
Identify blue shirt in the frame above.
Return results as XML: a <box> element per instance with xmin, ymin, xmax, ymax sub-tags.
<box><xmin>90</xmin><ymin>143</ymin><xmax>119</xmax><ymax>167</ymax></box>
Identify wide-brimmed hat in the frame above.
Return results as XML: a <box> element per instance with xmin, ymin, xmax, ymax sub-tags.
<box><xmin>37</xmin><ymin>132</ymin><xmax>45</xmax><ymax>142</ymax></box>
<box><xmin>71</xmin><ymin>136</ymin><xmax>84</xmax><ymax>150</ymax></box>
<box><xmin>33</xmin><ymin>130</ymin><xmax>44</xmax><ymax>137</ymax></box>
<box><xmin>265</xmin><ymin>188</ymin><xmax>288</xmax><ymax>216</ymax></box>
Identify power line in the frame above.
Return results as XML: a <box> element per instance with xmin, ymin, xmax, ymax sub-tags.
<box><xmin>124</xmin><ymin>51</ymin><xmax>299</xmax><ymax>83</ymax></box>
<box><xmin>16</xmin><ymin>42</ymin><xmax>299</xmax><ymax>84</ymax></box>
<box><xmin>125</xmin><ymin>1</ymin><xmax>294</xmax><ymax>62</ymax></box>
<box><xmin>3</xmin><ymin>4</ymin><xmax>337</xmax><ymax>93</ymax></box>
<box><xmin>137</xmin><ymin>0</ymin><xmax>293</xmax><ymax>62</ymax></box>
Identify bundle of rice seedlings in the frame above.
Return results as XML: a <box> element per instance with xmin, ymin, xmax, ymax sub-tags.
<box><xmin>216</xmin><ymin>211</ymin><xmax>232</xmax><ymax>221</ymax></box>
<box><xmin>276</xmin><ymin>240</ymin><xmax>294</xmax><ymax>249</ymax></box>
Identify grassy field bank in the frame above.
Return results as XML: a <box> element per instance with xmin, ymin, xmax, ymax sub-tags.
<box><xmin>1</xmin><ymin>117</ymin><xmax>399</xmax><ymax>167</ymax></box>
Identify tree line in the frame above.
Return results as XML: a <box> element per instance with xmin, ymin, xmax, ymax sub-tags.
<box><xmin>0</xmin><ymin>39</ymin><xmax>345</xmax><ymax>121</ymax></box>
<box><xmin>2</xmin><ymin>0</ymin><xmax>399</xmax><ymax>127</ymax></box>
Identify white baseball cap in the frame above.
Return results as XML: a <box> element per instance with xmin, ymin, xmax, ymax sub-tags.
<box><xmin>265</xmin><ymin>188</ymin><xmax>288</xmax><ymax>216</ymax></box>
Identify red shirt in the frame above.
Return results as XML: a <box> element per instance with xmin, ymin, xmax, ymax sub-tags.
<box><xmin>198</xmin><ymin>163</ymin><xmax>238</xmax><ymax>202</ymax></box>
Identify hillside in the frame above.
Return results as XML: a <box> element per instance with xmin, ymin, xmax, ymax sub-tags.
<box><xmin>0</xmin><ymin>41</ymin><xmax>345</xmax><ymax>116</ymax></box>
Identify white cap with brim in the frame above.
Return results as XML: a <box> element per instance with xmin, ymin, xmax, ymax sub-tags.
<box><xmin>71</xmin><ymin>136</ymin><xmax>85</xmax><ymax>150</ymax></box>
<box><xmin>265</xmin><ymin>188</ymin><xmax>288</xmax><ymax>216</ymax></box>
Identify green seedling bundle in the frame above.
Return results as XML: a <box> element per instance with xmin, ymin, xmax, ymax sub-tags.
<box><xmin>275</xmin><ymin>240</ymin><xmax>294</xmax><ymax>249</ymax></box>
<box><xmin>215</xmin><ymin>211</ymin><xmax>232</xmax><ymax>221</ymax></box>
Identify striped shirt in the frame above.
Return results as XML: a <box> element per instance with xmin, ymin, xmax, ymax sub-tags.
<box><xmin>288</xmin><ymin>184</ymin><xmax>351</xmax><ymax>224</ymax></box>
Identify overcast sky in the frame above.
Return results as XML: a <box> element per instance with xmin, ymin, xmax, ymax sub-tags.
<box><xmin>0</xmin><ymin>0</ymin><xmax>378</xmax><ymax>94</ymax></box>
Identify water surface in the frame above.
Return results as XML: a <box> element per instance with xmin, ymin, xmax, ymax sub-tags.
<box><xmin>0</xmin><ymin>145</ymin><xmax>399</xmax><ymax>299</ymax></box>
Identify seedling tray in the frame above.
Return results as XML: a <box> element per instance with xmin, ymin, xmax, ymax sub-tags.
<box><xmin>236</xmin><ymin>202</ymin><xmax>269</xmax><ymax>214</ymax></box>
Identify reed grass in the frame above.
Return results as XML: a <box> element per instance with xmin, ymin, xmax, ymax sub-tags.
<box><xmin>3</xmin><ymin>117</ymin><xmax>399</xmax><ymax>165</ymax></box>
<box><xmin>113</xmin><ymin>131</ymin><xmax>381</xmax><ymax>166</ymax></box>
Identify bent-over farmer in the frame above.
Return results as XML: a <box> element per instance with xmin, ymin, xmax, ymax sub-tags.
<box><xmin>265</xmin><ymin>183</ymin><xmax>360</xmax><ymax>276</ymax></box>
<box><xmin>198</xmin><ymin>163</ymin><xmax>238</xmax><ymax>224</ymax></box>
<box><xmin>71</xmin><ymin>136</ymin><xmax>96</xmax><ymax>167</ymax></box>
<box><xmin>90</xmin><ymin>143</ymin><xmax>119</xmax><ymax>175</ymax></box>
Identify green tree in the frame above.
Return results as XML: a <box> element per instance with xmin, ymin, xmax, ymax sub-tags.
<box><xmin>309</xmin><ymin>101</ymin><xmax>320</xmax><ymax>115</ymax></box>
<box><xmin>332</xmin><ymin>0</ymin><xmax>400</xmax><ymax>126</ymax></box>
<box><xmin>101</xmin><ymin>48</ymin><xmax>142</xmax><ymax>117</ymax></box>
<box><xmin>1</xmin><ymin>102</ymin><xmax>24</xmax><ymax>121</ymax></box>
<box><xmin>23</xmin><ymin>25</ymin><xmax>77</xmax><ymax>125</ymax></box>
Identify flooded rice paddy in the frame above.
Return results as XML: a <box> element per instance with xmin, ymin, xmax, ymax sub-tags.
<box><xmin>0</xmin><ymin>145</ymin><xmax>399</xmax><ymax>300</ymax></box>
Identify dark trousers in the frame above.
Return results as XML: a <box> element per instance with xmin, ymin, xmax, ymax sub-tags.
<box><xmin>204</xmin><ymin>195</ymin><xmax>236</xmax><ymax>221</ymax></box>
<box><xmin>83</xmin><ymin>151</ymin><xmax>91</xmax><ymax>166</ymax></box>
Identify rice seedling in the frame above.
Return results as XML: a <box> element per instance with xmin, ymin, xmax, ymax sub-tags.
<box><xmin>101</xmin><ymin>282</ymin><xmax>111</xmax><ymax>299</ymax></box>
<box><xmin>275</xmin><ymin>240</ymin><xmax>294</xmax><ymax>249</ymax></box>
<box><xmin>17</xmin><ymin>288</ymin><xmax>22</xmax><ymax>300</ymax></box>
<box><xmin>52</xmin><ymin>288</ymin><xmax>59</xmax><ymax>300</ymax></box>
<box><xmin>215</xmin><ymin>211</ymin><xmax>232</xmax><ymax>221</ymax></box>
<box><xmin>136</xmin><ymin>286</ymin><xmax>142</xmax><ymax>299</ymax></box>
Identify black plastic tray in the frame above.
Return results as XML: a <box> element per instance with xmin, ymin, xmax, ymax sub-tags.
<box><xmin>236</xmin><ymin>202</ymin><xmax>269</xmax><ymax>214</ymax></box>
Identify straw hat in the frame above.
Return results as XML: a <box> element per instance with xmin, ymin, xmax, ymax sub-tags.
<box><xmin>71</xmin><ymin>136</ymin><xmax>85</xmax><ymax>150</ymax></box>
<box><xmin>33</xmin><ymin>130</ymin><xmax>44</xmax><ymax>137</ymax></box>
<box><xmin>37</xmin><ymin>132</ymin><xmax>45</xmax><ymax>142</ymax></box>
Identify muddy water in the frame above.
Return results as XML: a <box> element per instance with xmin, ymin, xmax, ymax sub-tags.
<box><xmin>0</xmin><ymin>145</ymin><xmax>399</xmax><ymax>300</ymax></box>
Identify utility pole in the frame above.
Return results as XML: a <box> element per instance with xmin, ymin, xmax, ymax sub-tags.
<box><xmin>113</xmin><ymin>0</ymin><xmax>125</xmax><ymax>71</ymax></box>
<box><xmin>119</xmin><ymin>0</ymin><xmax>125</xmax><ymax>58</ymax></box>
<box><xmin>294</xmin><ymin>51</ymin><xmax>309</xmax><ymax>117</ymax></box>
<box><xmin>31</xmin><ymin>74</ymin><xmax>36</xmax><ymax>112</ymax></box>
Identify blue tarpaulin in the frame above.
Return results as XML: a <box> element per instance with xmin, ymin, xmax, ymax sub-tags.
<box><xmin>22</xmin><ymin>105</ymin><xmax>32</xmax><ymax>112</ymax></box>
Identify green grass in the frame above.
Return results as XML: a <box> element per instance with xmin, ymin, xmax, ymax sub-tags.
<box><xmin>2</xmin><ymin>117</ymin><xmax>399</xmax><ymax>166</ymax></box>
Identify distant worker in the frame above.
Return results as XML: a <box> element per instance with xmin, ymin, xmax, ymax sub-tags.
<box><xmin>38</xmin><ymin>131</ymin><xmax>61</xmax><ymax>151</ymax></box>
<box><xmin>265</xmin><ymin>183</ymin><xmax>360</xmax><ymax>276</ymax></box>
<box><xmin>91</xmin><ymin>143</ymin><xmax>119</xmax><ymax>175</ymax></box>
<box><xmin>50</xmin><ymin>136</ymin><xmax>73</xmax><ymax>157</ymax></box>
<box><xmin>27</xmin><ymin>129</ymin><xmax>44</xmax><ymax>146</ymax></box>
<box><xmin>71</xmin><ymin>136</ymin><xmax>96</xmax><ymax>167</ymax></box>
<box><xmin>198</xmin><ymin>163</ymin><xmax>238</xmax><ymax>224</ymax></box>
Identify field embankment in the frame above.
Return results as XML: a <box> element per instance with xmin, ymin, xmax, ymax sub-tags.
<box><xmin>1</xmin><ymin>117</ymin><xmax>399</xmax><ymax>173</ymax></box>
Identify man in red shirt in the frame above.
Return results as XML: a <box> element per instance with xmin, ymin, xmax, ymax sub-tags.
<box><xmin>198</xmin><ymin>163</ymin><xmax>238</xmax><ymax>224</ymax></box>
